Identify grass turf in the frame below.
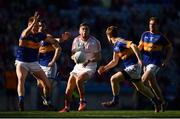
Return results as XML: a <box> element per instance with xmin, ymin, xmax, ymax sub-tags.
<box><xmin>0</xmin><ymin>110</ymin><xmax>180</xmax><ymax>118</ymax></box>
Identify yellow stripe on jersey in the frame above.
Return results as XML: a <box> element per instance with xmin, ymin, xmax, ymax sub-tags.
<box><xmin>142</xmin><ymin>41</ymin><xmax>163</xmax><ymax>52</ymax></box>
<box><xmin>116</xmin><ymin>38</ymin><xmax>132</xmax><ymax>48</ymax></box>
<box><xmin>117</xmin><ymin>48</ymin><xmax>134</xmax><ymax>60</ymax></box>
<box><xmin>39</xmin><ymin>45</ymin><xmax>55</xmax><ymax>53</ymax></box>
<box><xmin>19</xmin><ymin>40</ymin><xmax>40</xmax><ymax>49</ymax></box>
<box><xmin>126</xmin><ymin>41</ymin><xmax>132</xmax><ymax>48</ymax></box>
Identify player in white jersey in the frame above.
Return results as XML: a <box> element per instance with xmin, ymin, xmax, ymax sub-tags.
<box><xmin>59</xmin><ymin>23</ymin><xmax>101</xmax><ymax>112</ymax></box>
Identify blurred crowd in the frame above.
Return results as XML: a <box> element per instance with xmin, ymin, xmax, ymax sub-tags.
<box><xmin>0</xmin><ymin>0</ymin><xmax>180</xmax><ymax>110</ymax></box>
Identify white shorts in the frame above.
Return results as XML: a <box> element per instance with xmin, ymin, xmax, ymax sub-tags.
<box><xmin>124</xmin><ymin>64</ymin><xmax>142</xmax><ymax>79</ymax></box>
<box><xmin>40</xmin><ymin>63</ymin><xmax>57</xmax><ymax>79</ymax></box>
<box><xmin>143</xmin><ymin>64</ymin><xmax>160</xmax><ymax>76</ymax></box>
<box><xmin>70</xmin><ymin>64</ymin><xmax>96</xmax><ymax>78</ymax></box>
<box><xmin>15</xmin><ymin>60</ymin><xmax>42</xmax><ymax>72</ymax></box>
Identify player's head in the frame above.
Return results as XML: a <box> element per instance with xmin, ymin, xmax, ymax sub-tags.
<box><xmin>149</xmin><ymin>17</ymin><xmax>159</xmax><ymax>32</ymax></box>
<box><xmin>79</xmin><ymin>22</ymin><xmax>90</xmax><ymax>40</ymax></box>
<box><xmin>38</xmin><ymin>19</ymin><xmax>47</xmax><ymax>33</ymax></box>
<box><xmin>28</xmin><ymin>16</ymin><xmax>39</xmax><ymax>33</ymax></box>
<box><xmin>106</xmin><ymin>26</ymin><xmax>118</xmax><ymax>43</ymax></box>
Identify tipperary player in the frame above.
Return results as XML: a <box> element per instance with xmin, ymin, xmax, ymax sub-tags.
<box><xmin>138</xmin><ymin>17</ymin><xmax>173</xmax><ymax>111</ymax></box>
<box><xmin>15</xmin><ymin>12</ymin><xmax>60</xmax><ymax>111</ymax></box>
<box><xmin>37</xmin><ymin>20</ymin><xmax>70</xmax><ymax>108</ymax></box>
<box><xmin>98</xmin><ymin>26</ymin><xmax>161</xmax><ymax>113</ymax></box>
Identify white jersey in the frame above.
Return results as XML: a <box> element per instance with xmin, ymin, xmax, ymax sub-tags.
<box><xmin>72</xmin><ymin>35</ymin><xmax>101</xmax><ymax>68</ymax></box>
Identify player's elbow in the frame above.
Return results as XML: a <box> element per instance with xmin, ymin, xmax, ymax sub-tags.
<box><xmin>56</xmin><ymin>46</ymin><xmax>62</xmax><ymax>54</ymax></box>
<box><xmin>112</xmin><ymin>59</ymin><xmax>118</xmax><ymax>66</ymax></box>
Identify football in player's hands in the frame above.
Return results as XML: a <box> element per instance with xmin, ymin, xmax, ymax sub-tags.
<box><xmin>72</xmin><ymin>51</ymin><xmax>86</xmax><ymax>64</ymax></box>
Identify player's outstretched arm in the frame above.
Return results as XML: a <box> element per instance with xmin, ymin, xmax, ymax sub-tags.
<box><xmin>55</xmin><ymin>32</ymin><xmax>71</xmax><ymax>43</ymax></box>
<box><xmin>21</xmin><ymin>12</ymin><xmax>39</xmax><ymax>38</ymax></box>
<box><xmin>130</xmin><ymin>43</ymin><xmax>143</xmax><ymax>67</ymax></box>
<box><xmin>98</xmin><ymin>52</ymin><xmax>119</xmax><ymax>75</ymax></box>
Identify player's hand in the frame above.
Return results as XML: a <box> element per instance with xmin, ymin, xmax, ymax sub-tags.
<box><xmin>71</xmin><ymin>54</ymin><xmax>75</xmax><ymax>60</ymax></box>
<box><xmin>161</xmin><ymin>60</ymin><xmax>168</xmax><ymax>67</ymax></box>
<box><xmin>98</xmin><ymin>66</ymin><xmax>106</xmax><ymax>75</ymax></box>
<box><xmin>34</xmin><ymin>11</ymin><xmax>40</xmax><ymax>22</ymax></box>
<box><xmin>48</xmin><ymin>61</ymin><xmax>55</xmax><ymax>67</ymax></box>
<box><xmin>61</xmin><ymin>32</ymin><xmax>71</xmax><ymax>42</ymax></box>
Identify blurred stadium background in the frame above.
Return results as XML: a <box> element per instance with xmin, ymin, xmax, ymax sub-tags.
<box><xmin>0</xmin><ymin>0</ymin><xmax>180</xmax><ymax>111</ymax></box>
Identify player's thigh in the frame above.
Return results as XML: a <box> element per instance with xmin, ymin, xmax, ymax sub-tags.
<box><xmin>66</xmin><ymin>74</ymin><xmax>77</xmax><ymax>91</ymax></box>
<box><xmin>77</xmin><ymin>72</ymin><xmax>90</xmax><ymax>83</ymax></box>
<box><xmin>16</xmin><ymin>63</ymin><xmax>28</xmax><ymax>83</ymax></box>
<box><xmin>144</xmin><ymin>64</ymin><xmax>159</xmax><ymax>78</ymax></box>
<box><xmin>142</xmin><ymin>70</ymin><xmax>155</xmax><ymax>84</ymax></box>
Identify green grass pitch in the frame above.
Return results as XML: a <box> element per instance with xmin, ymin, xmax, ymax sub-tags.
<box><xmin>0</xmin><ymin>110</ymin><xmax>180</xmax><ymax>118</ymax></box>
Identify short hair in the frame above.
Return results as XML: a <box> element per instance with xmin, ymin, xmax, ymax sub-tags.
<box><xmin>106</xmin><ymin>26</ymin><xmax>118</xmax><ymax>37</ymax></box>
<box><xmin>28</xmin><ymin>16</ymin><xmax>34</xmax><ymax>23</ymax></box>
<box><xmin>79</xmin><ymin>22</ymin><xmax>89</xmax><ymax>28</ymax></box>
<box><xmin>149</xmin><ymin>17</ymin><xmax>159</xmax><ymax>24</ymax></box>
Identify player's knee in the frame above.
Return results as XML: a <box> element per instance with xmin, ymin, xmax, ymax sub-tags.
<box><xmin>18</xmin><ymin>79</ymin><xmax>25</xmax><ymax>86</ymax></box>
<box><xmin>37</xmin><ymin>83</ymin><xmax>41</xmax><ymax>89</ymax></box>
<box><xmin>141</xmin><ymin>75</ymin><xmax>146</xmax><ymax>83</ymax></box>
<box><xmin>110</xmin><ymin>76</ymin><xmax>118</xmax><ymax>83</ymax></box>
<box><xmin>66</xmin><ymin>87</ymin><xmax>74</xmax><ymax>95</ymax></box>
<box><xmin>42</xmin><ymin>81</ymin><xmax>51</xmax><ymax>91</ymax></box>
<box><xmin>37</xmin><ymin>80</ymin><xmax>41</xmax><ymax>87</ymax></box>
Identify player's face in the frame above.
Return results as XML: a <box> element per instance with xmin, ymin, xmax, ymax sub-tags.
<box><xmin>149</xmin><ymin>20</ymin><xmax>158</xmax><ymax>32</ymax></box>
<box><xmin>38</xmin><ymin>22</ymin><xmax>43</xmax><ymax>32</ymax></box>
<box><xmin>79</xmin><ymin>26</ymin><xmax>89</xmax><ymax>38</ymax></box>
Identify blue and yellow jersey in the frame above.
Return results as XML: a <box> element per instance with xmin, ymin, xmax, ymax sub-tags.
<box><xmin>16</xmin><ymin>33</ymin><xmax>47</xmax><ymax>62</ymax></box>
<box><xmin>113</xmin><ymin>38</ymin><xmax>137</xmax><ymax>67</ymax></box>
<box><xmin>39</xmin><ymin>41</ymin><xmax>55</xmax><ymax>66</ymax></box>
<box><xmin>139</xmin><ymin>31</ymin><xmax>170</xmax><ymax>66</ymax></box>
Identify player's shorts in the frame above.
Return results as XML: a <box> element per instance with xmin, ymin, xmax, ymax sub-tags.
<box><xmin>70</xmin><ymin>63</ymin><xmax>96</xmax><ymax>79</ymax></box>
<box><xmin>143</xmin><ymin>64</ymin><xmax>160</xmax><ymax>76</ymax></box>
<box><xmin>40</xmin><ymin>63</ymin><xmax>57</xmax><ymax>79</ymax></box>
<box><xmin>15</xmin><ymin>60</ymin><xmax>42</xmax><ymax>72</ymax></box>
<box><xmin>121</xmin><ymin>64</ymin><xmax>142</xmax><ymax>82</ymax></box>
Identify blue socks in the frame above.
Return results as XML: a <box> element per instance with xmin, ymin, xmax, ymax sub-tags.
<box><xmin>18</xmin><ymin>96</ymin><xmax>24</xmax><ymax>102</ymax></box>
<box><xmin>112</xmin><ymin>95</ymin><xmax>119</xmax><ymax>103</ymax></box>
